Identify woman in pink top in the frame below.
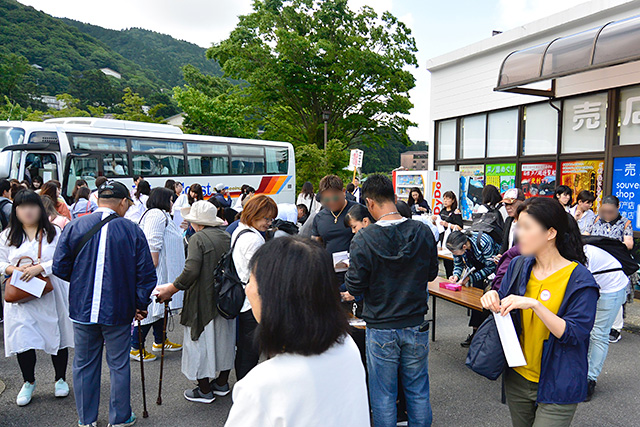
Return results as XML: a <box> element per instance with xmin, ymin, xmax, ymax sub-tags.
<box><xmin>41</xmin><ymin>196</ymin><xmax>70</xmax><ymax>229</ymax></box>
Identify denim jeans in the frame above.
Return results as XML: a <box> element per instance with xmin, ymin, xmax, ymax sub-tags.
<box><xmin>366</xmin><ymin>326</ymin><xmax>432</xmax><ymax>427</ymax></box>
<box><xmin>587</xmin><ymin>287</ymin><xmax>627</xmax><ymax>381</ymax></box>
<box><xmin>130</xmin><ymin>318</ymin><xmax>164</xmax><ymax>350</ymax></box>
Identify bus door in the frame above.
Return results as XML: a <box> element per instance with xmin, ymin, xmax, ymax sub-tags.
<box><xmin>62</xmin><ymin>153</ymin><xmax>102</xmax><ymax>201</ymax></box>
<box><xmin>0</xmin><ymin>143</ymin><xmax>61</xmax><ymax>184</ymax></box>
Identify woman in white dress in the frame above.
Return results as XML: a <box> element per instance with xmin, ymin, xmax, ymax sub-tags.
<box><xmin>0</xmin><ymin>190</ymin><xmax>74</xmax><ymax>406</ymax></box>
<box><xmin>297</xmin><ymin>181</ymin><xmax>319</xmax><ymax>213</ymax></box>
<box><xmin>124</xmin><ymin>180</ymin><xmax>150</xmax><ymax>223</ymax></box>
<box><xmin>130</xmin><ymin>187</ymin><xmax>186</xmax><ymax>362</ymax></box>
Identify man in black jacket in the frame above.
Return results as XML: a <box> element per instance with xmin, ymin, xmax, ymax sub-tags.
<box><xmin>500</xmin><ymin>188</ymin><xmax>525</xmax><ymax>255</ymax></box>
<box><xmin>345</xmin><ymin>174</ymin><xmax>438</xmax><ymax>427</ymax></box>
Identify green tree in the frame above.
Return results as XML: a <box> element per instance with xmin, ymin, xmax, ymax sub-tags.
<box><xmin>173</xmin><ymin>64</ymin><xmax>258</xmax><ymax>138</ymax></box>
<box><xmin>207</xmin><ymin>0</ymin><xmax>418</xmax><ymax>148</ymax></box>
<box><xmin>295</xmin><ymin>139</ymin><xmax>350</xmax><ymax>192</ymax></box>
<box><xmin>114</xmin><ymin>87</ymin><xmax>162</xmax><ymax>123</ymax></box>
<box><xmin>69</xmin><ymin>69</ymin><xmax>120</xmax><ymax>107</ymax></box>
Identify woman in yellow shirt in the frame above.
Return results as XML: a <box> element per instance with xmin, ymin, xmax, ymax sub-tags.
<box><xmin>481</xmin><ymin>198</ymin><xmax>598</xmax><ymax>427</ymax></box>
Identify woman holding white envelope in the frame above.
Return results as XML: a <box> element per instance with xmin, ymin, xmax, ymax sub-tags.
<box><xmin>0</xmin><ymin>190</ymin><xmax>73</xmax><ymax>407</ymax></box>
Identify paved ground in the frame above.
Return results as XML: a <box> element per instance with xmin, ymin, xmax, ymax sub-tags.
<box><xmin>1</xmin><ymin>299</ymin><xmax>639</xmax><ymax>427</ymax></box>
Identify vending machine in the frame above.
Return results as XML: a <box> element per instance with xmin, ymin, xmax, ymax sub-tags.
<box><xmin>393</xmin><ymin>170</ymin><xmax>460</xmax><ymax>215</ymax></box>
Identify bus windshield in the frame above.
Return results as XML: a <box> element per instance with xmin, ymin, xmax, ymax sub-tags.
<box><xmin>0</xmin><ymin>127</ymin><xmax>25</xmax><ymax>148</ymax></box>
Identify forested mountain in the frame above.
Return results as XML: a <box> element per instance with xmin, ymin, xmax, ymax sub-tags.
<box><xmin>61</xmin><ymin>19</ymin><xmax>223</xmax><ymax>88</ymax></box>
<box><xmin>0</xmin><ymin>0</ymin><xmax>163</xmax><ymax>97</ymax></box>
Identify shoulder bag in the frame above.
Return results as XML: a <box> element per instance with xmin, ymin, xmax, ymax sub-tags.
<box><xmin>4</xmin><ymin>229</ymin><xmax>54</xmax><ymax>304</ymax></box>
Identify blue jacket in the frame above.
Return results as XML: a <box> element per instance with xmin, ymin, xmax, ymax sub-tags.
<box><xmin>214</xmin><ymin>193</ymin><xmax>232</xmax><ymax>208</ymax></box>
<box><xmin>499</xmin><ymin>256</ymin><xmax>599</xmax><ymax>404</ymax></box>
<box><xmin>53</xmin><ymin>208</ymin><xmax>157</xmax><ymax>326</ymax></box>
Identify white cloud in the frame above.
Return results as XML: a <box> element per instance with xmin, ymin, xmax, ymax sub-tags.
<box><xmin>498</xmin><ymin>0</ymin><xmax>590</xmax><ymax>29</ymax></box>
<box><xmin>349</xmin><ymin>0</ymin><xmax>394</xmax><ymax>14</ymax></box>
<box><xmin>18</xmin><ymin>0</ymin><xmax>254</xmax><ymax>47</ymax></box>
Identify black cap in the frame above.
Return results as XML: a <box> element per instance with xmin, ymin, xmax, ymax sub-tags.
<box><xmin>98</xmin><ymin>181</ymin><xmax>132</xmax><ymax>201</ymax></box>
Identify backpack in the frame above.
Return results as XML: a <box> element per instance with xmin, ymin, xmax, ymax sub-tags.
<box><xmin>73</xmin><ymin>199</ymin><xmax>93</xmax><ymax>219</ymax></box>
<box><xmin>471</xmin><ymin>205</ymin><xmax>504</xmax><ymax>245</ymax></box>
<box><xmin>213</xmin><ymin>228</ymin><xmax>254</xmax><ymax>320</ymax></box>
<box><xmin>582</xmin><ymin>235</ymin><xmax>640</xmax><ymax>277</ymax></box>
<box><xmin>0</xmin><ymin>199</ymin><xmax>11</xmax><ymax>230</ymax></box>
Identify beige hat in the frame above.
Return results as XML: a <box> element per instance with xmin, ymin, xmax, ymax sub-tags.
<box><xmin>181</xmin><ymin>200</ymin><xmax>225</xmax><ymax>227</ymax></box>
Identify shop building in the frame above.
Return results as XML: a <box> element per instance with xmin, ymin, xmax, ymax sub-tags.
<box><xmin>427</xmin><ymin>0</ymin><xmax>640</xmax><ymax>235</ymax></box>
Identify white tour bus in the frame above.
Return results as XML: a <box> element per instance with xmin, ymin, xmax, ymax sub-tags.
<box><xmin>0</xmin><ymin>118</ymin><xmax>296</xmax><ymax>204</ymax></box>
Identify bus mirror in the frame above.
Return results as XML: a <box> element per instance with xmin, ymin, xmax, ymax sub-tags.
<box><xmin>0</xmin><ymin>152</ymin><xmax>11</xmax><ymax>179</ymax></box>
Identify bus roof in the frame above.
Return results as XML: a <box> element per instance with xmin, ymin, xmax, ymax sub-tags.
<box><xmin>0</xmin><ymin>119</ymin><xmax>292</xmax><ymax>148</ymax></box>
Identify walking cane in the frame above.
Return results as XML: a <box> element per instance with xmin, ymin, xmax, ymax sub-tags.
<box><xmin>156</xmin><ymin>299</ymin><xmax>170</xmax><ymax>405</ymax></box>
<box><xmin>137</xmin><ymin>319</ymin><xmax>149</xmax><ymax>418</ymax></box>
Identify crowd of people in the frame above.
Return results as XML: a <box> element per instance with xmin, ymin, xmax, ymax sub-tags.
<box><xmin>0</xmin><ymin>171</ymin><xmax>637</xmax><ymax>427</ymax></box>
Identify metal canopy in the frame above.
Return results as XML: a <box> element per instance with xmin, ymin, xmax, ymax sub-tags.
<box><xmin>495</xmin><ymin>15</ymin><xmax>640</xmax><ymax>97</ymax></box>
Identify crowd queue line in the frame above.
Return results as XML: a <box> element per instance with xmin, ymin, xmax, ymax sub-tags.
<box><xmin>0</xmin><ymin>172</ymin><xmax>637</xmax><ymax>427</ymax></box>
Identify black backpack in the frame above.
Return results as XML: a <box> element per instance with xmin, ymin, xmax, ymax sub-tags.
<box><xmin>266</xmin><ymin>219</ymin><xmax>299</xmax><ymax>240</ymax></box>
<box><xmin>582</xmin><ymin>235</ymin><xmax>640</xmax><ymax>277</ymax></box>
<box><xmin>213</xmin><ymin>229</ymin><xmax>254</xmax><ymax>320</ymax></box>
<box><xmin>471</xmin><ymin>205</ymin><xmax>504</xmax><ymax>245</ymax></box>
<box><xmin>0</xmin><ymin>199</ymin><xmax>11</xmax><ymax>230</ymax></box>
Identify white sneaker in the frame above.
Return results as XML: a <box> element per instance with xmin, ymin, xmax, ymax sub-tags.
<box><xmin>54</xmin><ymin>379</ymin><xmax>70</xmax><ymax>397</ymax></box>
<box><xmin>16</xmin><ymin>381</ymin><xmax>36</xmax><ymax>406</ymax></box>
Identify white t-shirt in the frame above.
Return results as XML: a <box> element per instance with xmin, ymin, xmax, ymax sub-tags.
<box><xmin>584</xmin><ymin>244</ymin><xmax>629</xmax><ymax>294</ymax></box>
<box><xmin>231</xmin><ymin>223</ymin><xmax>265</xmax><ymax>312</ymax></box>
<box><xmin>225</xmin><ymin>335</ymin><xmax>370</xmax><ymax>427</ymax></box>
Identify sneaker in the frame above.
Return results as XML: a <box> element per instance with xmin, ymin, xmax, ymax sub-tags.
<box><xmin>152</xmin><ymin>339</ymin><xmax>182</xmax><ymax>352</ymax></box>
<box><xmin>16</xmin><ymin>381</ymin><xmax>36</xmax><ymax>406</ymax></box>
<box><xmin>130</xmin><ymin>348</ymin><xmax>157</xmax><ymax>362</ymax></box>
<box><xmin>586</xmin><ymin>379</ymin><xmax>596</xmax><ymax>402</ymax></box>
<box><xmin>397</xmin><ymin>410</ymin><xmax>408</xmax><ymax>426</ymax></box>
<box><xmin>184</xmin><ymin>387</ymin><xmax>215</xmax><ymax>404</ymax></box>
<box><xmin>107</xmin><ymin>412</ymin><xmax>136</xmax><ymax>427</ymax></box>
<box><xmin>460</xmin><ymin>333</ymin><xmax>474</xmax><ymax>348</ymax></box>
<box><xmin>209</xmin><ymin>381</ymin><xmax>231</xmax><ymax>396</ymax></box>
<box><xmin>54</xmin><ymin>379</ymin><xmax>69</xmax><ymax>398</ymax></box>
<box><xmin>609</xmin><ymin>329</ymin><xmax>621</xmax><ymax>343</ymax></box>
<box><xmin>78</xmin><ymin>422</ymin><xmax>98</xmax><ymax>427</ymax></box>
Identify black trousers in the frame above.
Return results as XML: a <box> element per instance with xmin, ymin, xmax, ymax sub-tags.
<box><xmin>17</xmin><ymin>348</ymin><xmax>68</xmax><ymax>383</ymax></box>
<box><xmin>443</xmin><ymin>259</ymin><xmax>454</xmax><ymax>279</ymax></box>
<box><xmin>235</xmin><ymin>309</ymin><xmax>259</xmax><ymax>381</ymax></box>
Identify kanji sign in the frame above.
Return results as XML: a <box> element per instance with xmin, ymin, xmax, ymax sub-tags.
<box><xmin>349</xmin><ymin>149</ymin><xmax>364</xmax><ymax>170</ymax></box>
<box><xmin>612</xmin><ymin>157</ymin><xmax>640</xmax><ymax>231</ymax></box>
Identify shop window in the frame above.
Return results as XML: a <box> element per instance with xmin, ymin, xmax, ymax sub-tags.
<box><xmin>523</xmin><ymin>103</ymin><xmax>557</xmax><ymax>155</ymax></box>
<box><xmin>461</xmin><ymin>114</ymin><xmax>486</xmax><ymax>159</ymax></box>
<box><xmin>619</xmin><ymin>85</ymin><xmax>640</xmax><ymax>145</ymax></box>
<box><xmin>437</xmin><ymin>119</ymin><xmax>456</xmax><ymax>160</ymax></box>
<box><xmin>562</xmin><ymin>93</ymin><xmax>607</xmax><ymax>153</ymax></box>
<box><xmin>487</xmin><ymin>109</ymin><xmax>518</xmax><ymax>157</ymax></box>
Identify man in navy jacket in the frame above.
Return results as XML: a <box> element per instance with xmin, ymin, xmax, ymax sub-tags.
<box><xmin>54</xmin><ymin>181</ymin><xmax>156</xmax><ymax>427</ymax></box>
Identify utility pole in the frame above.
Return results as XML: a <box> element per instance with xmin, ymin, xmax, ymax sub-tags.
<box><xmin>322</xmin><ymin>110</ymin><xmax>331</xmax><ymax>151</ymax></box>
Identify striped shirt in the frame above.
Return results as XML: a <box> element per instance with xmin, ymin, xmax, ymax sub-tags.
<box><xmin>452</xmin><ymin>232</ymin><xmax>500</xmax><ymax>285</ymax></box>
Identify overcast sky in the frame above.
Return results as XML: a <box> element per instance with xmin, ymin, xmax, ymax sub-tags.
<box><xmin>19</xmin><ymin>0</ymin><xmax>588</xmax><ymax>141</ymax></box>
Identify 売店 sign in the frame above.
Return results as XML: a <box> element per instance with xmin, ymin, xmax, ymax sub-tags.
<box><xmin>612</xmin><ymin>157</ymin><xmax>640</xmax><ymax>232</ymax></box>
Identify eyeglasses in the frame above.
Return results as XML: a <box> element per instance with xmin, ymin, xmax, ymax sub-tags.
<box><xmin>321</xmin><ymin>195</ymin><xmax>342</xmax><ymax>203</ymax></box>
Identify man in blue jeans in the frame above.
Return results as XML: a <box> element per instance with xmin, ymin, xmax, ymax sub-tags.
<box><xmin>345</xmin><ymin>174</ymin><xmax>439</xmax><ymax>427</ymax></box>
<box><xmin>54</xmin><ymin>181</ymin><xmax>157</xmax><ymax>427</ymax></box>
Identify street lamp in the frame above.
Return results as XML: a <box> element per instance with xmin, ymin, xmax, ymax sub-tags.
<box><xmin>322</xmin><ymin>110</ymin><xmax>331</xmax><ymax>151</ymax></box>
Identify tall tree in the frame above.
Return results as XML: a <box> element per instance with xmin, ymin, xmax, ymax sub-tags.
<box><xmin>207</xmin><ymin>0</ymin><xmax>418</xmax><ymax>148</ymax></box>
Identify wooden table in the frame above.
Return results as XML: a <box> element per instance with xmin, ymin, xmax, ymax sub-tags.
<box><xmin>428</xmin><ymin>277</ymin><xmax>484</xmax><ymax>342</ymax></box>
<box><xmin>438</xmin><ymin>250</ymin><xmax>454</xmax><ymax>261</ymax></box>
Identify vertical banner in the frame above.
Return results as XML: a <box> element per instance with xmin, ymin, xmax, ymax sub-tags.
<box><xmin>612</xmin><ymin>157</ymin><xmax>640</xmax><ymax>231</ymax></box>
<box><xmin>459</xmin><ymin>164</ymin><xmax>485</xmax><ymax>220</ymax></box>
<box><xmin>521</xmin><ymin>162</ymin><xmax>556</xmax><ymax>198</ymax></box>
<box><xmin>560</xmin><ymin>160</ymin><xmax>604</xmax><ymax>211</ymax></box>
<box><xmin>486</xmin><ymin>163</ymin><xmax>516</xmax><ymax>193</ymax></box>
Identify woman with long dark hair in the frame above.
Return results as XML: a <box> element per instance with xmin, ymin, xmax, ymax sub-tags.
<box><xmin>433</xmin><ymin>190</ymin><xmax>463</xmax><ymax>278</ymax></box>
<box><xmin>0</xmin><ymin>190</ymin><xmax>74</xmax><ymax>406</ymax></box>
<box><xmin>225</xmin><ymin>236</ymin><xmax>369</xmax><ymax>426</ymax></box>
<box><xmin>407</xmin><ymin>187</ymin><xmax>431</xmax><ymax>215</ymax></box>
<box><xmin>124</xmin><ymin>180</ymin><xmax>150</xmax><ymax>223</ymax></box>
<box><xmin>554</xmin><ymin>185</ymin><xmax>573</xmax><ymax>212</ymax></box>
<box><xmin>297</xmin><ymin>181</ymin><xmax>317</xmax><ymax>213</ymax></box>
<box><xmin>130</xmin><ymin>187</ymin><xmax>185</xmax><ymax>362</ymax></box>
<box><xmin>481</xmin><ymin>197</ymin><xmax>597</xmax><ymax>427</ymax></box>
<box><xmin>70</xmin><ymin>187</ymin><xmax>98</xmax><ymax>219</ymax></box>
<box><xmin>40</xmin><ymin>181</ymin><xmax>71</xmax><ymax>220</ymax></box>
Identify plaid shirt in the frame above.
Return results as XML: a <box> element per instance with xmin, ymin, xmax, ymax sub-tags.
<box><xmin>452</xmin><ymin>232</ymin><xmax>500</xmax><ymax>285</ymax></box>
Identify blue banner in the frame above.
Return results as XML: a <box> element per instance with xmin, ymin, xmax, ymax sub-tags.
<box><xmin>612</xmin><ymin>156</ymin><xmax>640</xmax><ymax>232</ymax></box>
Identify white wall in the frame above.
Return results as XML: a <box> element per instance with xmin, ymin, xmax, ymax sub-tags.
<box><xmin>426</xmin><ymin>0</ymin><xmax>640</xmax><ymax>168</ymax></box>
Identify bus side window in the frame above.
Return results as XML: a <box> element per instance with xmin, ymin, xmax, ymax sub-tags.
<box><xmin>68</xmin><ymin>157</ymin><xmax>99</xmax><ymax>195</ymax></box>
<box><xmin>102</xmin><ymin>154</ymin><xmax>129</xmax><ymax>176</ymax></box>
